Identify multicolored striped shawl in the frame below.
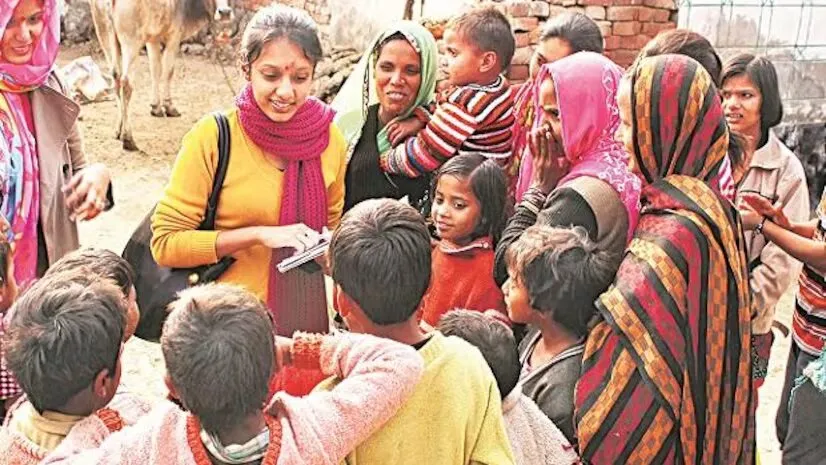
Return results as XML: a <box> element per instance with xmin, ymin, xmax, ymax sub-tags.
<box><xmin>575</xmin><ymin>54</ymin><xmax>754</xmax><ymax>464</ymax></box>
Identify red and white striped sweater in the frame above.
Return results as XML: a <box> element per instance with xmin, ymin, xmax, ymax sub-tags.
<box><xmin>381</xmin><ymin>76</ymin><xmax>515</xmax><ymax>178</ymax></box>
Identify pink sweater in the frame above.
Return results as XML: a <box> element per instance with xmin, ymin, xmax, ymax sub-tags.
<box><xmin>0</xmin><ymin>393</ymin><xmax>151</xmax><ymax>465</ymax></box>
<box><xmin>42</xmin><ymin>333</ymin><xmax>425</xmax><ymax>465</ymax></box>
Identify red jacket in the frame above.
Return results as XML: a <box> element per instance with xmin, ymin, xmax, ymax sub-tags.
<box><xmin>421</xmin><ymin>237</ymin><xmax>507</xmax><ymax>327</ymax></box>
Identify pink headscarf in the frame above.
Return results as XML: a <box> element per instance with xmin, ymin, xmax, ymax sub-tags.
<box><xmin>0</xmin><ymin>0</ymin><xmax>60</xmax><ymax>91</ymax></box>
<box><xmin>517</xmin><ymin>52</ymin><xmax>641</xmax><ymax>239</ymax></box>
<box><xmin>0</xmin><ymin>0</ymin><xmax>59</xmax><ymax>287</ymax></box>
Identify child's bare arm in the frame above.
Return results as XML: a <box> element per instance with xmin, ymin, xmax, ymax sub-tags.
<box><xmin>761</xmin><ymin>220</ymin><xmax>826</xmax><ymax>272</ymax></box>
<box><xmin>270</xmin><ymin>332</ymin><xmax>424</xmax><ymax>465</ymax></box>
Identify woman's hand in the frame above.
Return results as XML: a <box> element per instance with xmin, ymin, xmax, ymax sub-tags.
<box><xmin>62</xmin><ymin>163</ymin><xmax>111</xmax><ymax>221</ymax></box>
<box><xmin>742</xmin><ymin>194</ymin><xmax>791</xmax><ymax>230</ymax></box>
<box><xmin>387</xmin><ymin>117</ymin><xmax>426</xmax><ymax>147</ymax></box>
<box><xmin>738</xmin><ymin>203</ymin><xmax>762</xmax><ymax>231</ymax></box>
<box><xmin>529</xmin><ymin>122</ymin><xmax>568</xmax><ymax>195</ymax></box>
<box><xmin>256</xmin><ymin>224</ymin><xmax>321</xmax><ymax>253</ymax></box>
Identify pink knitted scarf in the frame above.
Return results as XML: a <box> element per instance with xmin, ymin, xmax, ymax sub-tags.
<box><xmin>236</xmin><ymin>84</ymin><xmax>335</xmax><ymax>335</ymax></box>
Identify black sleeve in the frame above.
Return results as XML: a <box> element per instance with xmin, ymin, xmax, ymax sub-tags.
<box><xmin>494</xmin><ymin>187</ymin><xmax>599</xmax><ymax>286</ymax></box>
<box><xmin>538</xmin><ymin>187</ymin><xmax>598</xmax><ymax>239</ymax></box>
<box><xmin>494</xmin><ymin>189</ymin><xmax>544</xmax><ymax>286</ymax></box>
<box><xmin>782</xmin><ymin>381</ymin><xmax>826</xmax><ymax>465</ymax></box>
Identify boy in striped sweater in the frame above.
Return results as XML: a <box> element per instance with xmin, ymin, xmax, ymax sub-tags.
<box><xmin>381</xmin><ymin>8</ymin><xmax>516</xmax><ymax>177</ymax></box>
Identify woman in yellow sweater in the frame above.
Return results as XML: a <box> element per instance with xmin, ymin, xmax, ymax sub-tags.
<box><xmin>151</xmin><ymin>5</ymin><xmax>346</xmax><ymax>335</ymax></box>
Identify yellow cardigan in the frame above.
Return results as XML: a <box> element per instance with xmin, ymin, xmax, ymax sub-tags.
<box><xmin>150</xmin><ymin>109</ymin><xmax>346</xmax><ymax>299</ymax></box>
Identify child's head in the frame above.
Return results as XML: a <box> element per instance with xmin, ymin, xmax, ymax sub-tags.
<box><xmin>432</xmin><ymin>154</ymin><xmax>507</xmax><ymax>246</ymax></box>
<box><xmin>444</xmin><ymin>8</ymin><xmax>515</xmax><ymax>86</ymax></box>
<box><xmin>437</xmin><ymin>310</ymin><xmax>520</xmax><ymax>399</ymax></box>
<box><xmin>0</xmin><ymin>238</ymin><xmax>17</xmax><ymax>313</ymax></box>
<box><xmin>162</xmin><ymin>283</ymin><xmax>274</xmax><ymax>435</ymax></box>
<box><xmin>330</xmin><ymin>199</ymin><xmax>431</xmax><ymax>331</ymax></box>
<box><xmin>5</xmin><ymin>270</ymin><xmax>126</xmax><ymax>414</ymax></box>
<box><xmin>504</xmin><ymin>226</ymin><xmax>619</xmax><ymax>338</ymax></box>
<box><xmin>46</xmin><ymin>248</ymin><xmax>139</xmax><ymax>341</ymax></box>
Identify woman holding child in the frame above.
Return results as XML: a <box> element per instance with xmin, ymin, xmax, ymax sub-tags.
<box><xmin>333</xmin><ymin>22</ymin><xmax>438</xmax><ymax>211</ymax></box>
<box><xmin>151</xmin><ymin>5</ymin><xmax>346</xmax><ymax>335</ymax></box>
<box><xmin>575</xmin><ymin>54</ymin><xmax>753</xmax><ymax>464</ymax></box>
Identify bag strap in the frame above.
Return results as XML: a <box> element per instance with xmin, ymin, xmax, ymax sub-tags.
<box><xmin>201</xmin><ymin>112</ymin><xmax>231</xmax><ymax>230</ymax></box>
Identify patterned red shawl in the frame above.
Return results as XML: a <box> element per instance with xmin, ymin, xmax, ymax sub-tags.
<box><xmin>576</xmin><ymin>55</ymin><xmax>754</xmax><ymax>465</ymax></box>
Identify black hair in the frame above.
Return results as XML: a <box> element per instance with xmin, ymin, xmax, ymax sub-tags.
<box><xmin>506</xmin><ymin>226</ymin><xmax>619</xmax><ymax>338</ymax></box>
<box><xmin>330</xmin><ymin>199</ymin><xmax>432</xmax><ymax>325</ymax></box>
<box><xmin>722</xmin><ymin>53</ymin><xmax>784</xmax><ymax>148</ymax></box>
<box><xmin>240</xmin><ymin>4</ymin><xmax>323</xmax><ymax>70</ymax></box>
<box><xmin>448</xmin><ymin>8</ymin><xmax>516</xmax><ymax>72</ymax></box>
<box><xmin>6</xmin><ymin>271</ymin><xmax>125</xmax><ymax>412</ymax></box>
<box><xmin>163</xmin><ymin>284</ymin><xmax>274</xmax><ymax>435</ymax></box>
<box><xmin>46</xmin><ymin>248</ymin><xmax>135</xmax><ymax>297</ymax></box>
<box><xmin>432</xmin><ymin>154</ymin><xmax>508</xmax><ymax>246</ymax></box>
<box><xmin>636</xmin><ymin>29</ymin><xmax>722</xmax><ymax>85</ymax></box>
<box><xmin>540</xmin><ymin>12</ymin><xmax>604</xmax><ymax>54</ymax></box>
<box><xmin>437</xmin><ymin>310</ymin><xmax>520</xmax><ymax>399</ymax></box>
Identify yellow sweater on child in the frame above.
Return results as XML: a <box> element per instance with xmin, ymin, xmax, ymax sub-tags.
<box><xmin>317</xmin><ymin>332</ymin><xmax>515</xmax><ymax>465</ymax></box>
<box><xmin>151</xmin><ymin>109</ymin><xmax>346</xmax><ymax>299</ymax></box>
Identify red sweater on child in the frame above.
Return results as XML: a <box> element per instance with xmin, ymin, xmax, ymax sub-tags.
<box><xmin>421</xmin><ymin>237</ymin><xmax>507</xmax><ymax>327</ymax></box>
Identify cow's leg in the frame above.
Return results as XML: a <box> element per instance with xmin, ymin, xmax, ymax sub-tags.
<box><xmin>89</xmin><ymin>0</ymin><xmax>123</xmax><ymax>139</ymax></box>
<box><xmin>118</xmin><ymin>38</ymin><xmax>143</xmax><ymax>151</ymax></box>
<box><xmin>160</xmin><ymin>36</ymin><xmax>182</xmax><ymax>118</ymax></box>
<box><xmin>147</xmin><ymin>41</ymin><xmax>165</xmax><ymax>118</ymax></box>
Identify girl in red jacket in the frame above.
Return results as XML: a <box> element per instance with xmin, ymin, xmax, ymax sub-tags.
<box><xmin>421</xmin><ymin>154</ymin><xmax>509</xmax><ymax>327</ymax></box>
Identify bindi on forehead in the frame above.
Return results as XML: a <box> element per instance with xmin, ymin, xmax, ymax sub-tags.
<box><xmin>259</xmin><ymin>62</ymin><xmax>311</xmax><ymax>73</ymax></box>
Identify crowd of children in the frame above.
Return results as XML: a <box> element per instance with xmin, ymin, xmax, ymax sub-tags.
<box><xmin>1</xmin><ymin>1</ymin><xmax>825</xmax><ymax>464</ymax></box>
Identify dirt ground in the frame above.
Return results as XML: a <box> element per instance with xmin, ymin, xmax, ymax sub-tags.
<box><xmin>59</xmin><ymin>45</ymin><xmax>792</xmax><ymax>464</ymax></box>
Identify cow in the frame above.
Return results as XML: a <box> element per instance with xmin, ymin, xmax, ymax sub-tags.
<box><xmin>90</xmin><ymin>0</ymin><xmax>234</xmax><ymax>151</ymax></box>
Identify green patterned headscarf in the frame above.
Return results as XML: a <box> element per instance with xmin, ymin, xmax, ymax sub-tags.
<box><xmin>333</xmin><ymin>21</ymin><xmax>438</xmax><ymax>156</ymax></box>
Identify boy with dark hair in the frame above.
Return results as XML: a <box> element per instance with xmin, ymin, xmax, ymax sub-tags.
<box><xmin>503</xmin><ymin>225</ymin><xmax>619</xmax><ymax>446</ymax></box>
<box><xmin>438</xmin><ymin>310</ymin><xmax>579</xmax><ymax>465</ymax></box>
<box><xmin>327</xmin><ymin>198</ymin><xmax>514</xmax><ymax>465</ymax></box>
<box><xmin>46</xmin><ymin>248</ymin><xmax>139</xmax><ymax>340</ymax></box>
<box><xmin>0</xmin><ymin>270</ymin><xmax>150</xmax><ymax>465</ymax></box>
<box><xmin>43</xmin><ymin>283</ymin><xmax>425</xmax><ymax>465</ymax></box>
<box><xmin>380</xmin><ymin>7</ymin><xmax>516</xmax><ymax>177</ymax></box>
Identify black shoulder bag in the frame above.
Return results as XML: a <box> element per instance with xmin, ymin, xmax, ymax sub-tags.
<box><xmin>122</xmin><ymin>113</ymin><xmax>236</xmax><ymax>342</ymax></box>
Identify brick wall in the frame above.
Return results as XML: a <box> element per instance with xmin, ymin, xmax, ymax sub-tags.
<box><xmin>241</xmin><ymin>0</ymin><xmax>331</xmax><ymax>29</ymax></box>
<box><xmin>500</xmin><ymin>0</ymin><xmax>677</xmax><ymax>82</ymax></box>
<box><xmin>240</xmin><ymin>0</ymin><xmax>677</xmax><ymax>83</ymax></box>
